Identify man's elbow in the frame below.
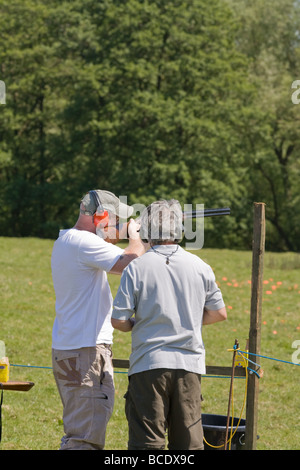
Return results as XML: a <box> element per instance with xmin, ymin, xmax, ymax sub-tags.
<box><xmin>111</xmin><ymin>317</ymin><xmax>133</xmax><ymax>332</ymax></box>
<box><xmin>109</xmin><ymin>254</ymin><xmax>138</xmax><ymax>275</ymax></box>
<box><xmin>111</xmin><ymin>318</ymin><xmax>120</xmax><ymax>329</ymax></box>
<box><xmin>219</xmin><ymin>307</ymin><xmax>227</xmax><ymax>321</ymax></box>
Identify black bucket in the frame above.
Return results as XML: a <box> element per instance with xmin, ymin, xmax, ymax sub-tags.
<box><xmin>202</xmin><ymin>413</ymin><xmax>246</xmax><ymax>450</ymax></box>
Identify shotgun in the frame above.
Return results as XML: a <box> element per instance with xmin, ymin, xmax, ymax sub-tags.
<box><xmin>183</xmin><ymin>207</ymin><xmax>231</xmax><ymax>219</ymax></box>
<box><xmin>105</xmin><ymin>207</ymin><xmax>231</xmax><ymax>243</ymax></box>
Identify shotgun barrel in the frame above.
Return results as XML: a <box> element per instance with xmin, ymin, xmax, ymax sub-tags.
<box><xmin>183</xmin><ymin>207</ymin><xmax>231</xmax><ymax>219</ymax></box>
<box><xmin>115</xmin><ymin>207</ymin><xmax>231</xmax><ymax>243</ymax></box>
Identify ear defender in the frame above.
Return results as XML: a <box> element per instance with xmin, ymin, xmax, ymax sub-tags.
<box><xmin>89</xmin><ymin>190</ymin><xmax>109</xmax><ymax>227</ymax></box>
<box><xmin>93</xmin><ymin>210</ymin><xmax>109</xmax><ymax>227</ymax></box>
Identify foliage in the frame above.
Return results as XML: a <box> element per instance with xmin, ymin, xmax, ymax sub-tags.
<box><xmin>0</xmin><ymin>0</ymin><xmax>300</xmax><ymax>250</ymax></box>
<box><xmin>0</xmin><ymin>0</ymin><xmax>252</xmax><ymax>245</ymax></box>
<box><xmin>227</xmin><ymin>0</ymin><xmax>300</xmax><ymax>251</ymax></box>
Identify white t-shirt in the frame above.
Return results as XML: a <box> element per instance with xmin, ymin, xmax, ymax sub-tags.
<box><xmin>51</xmin><ymin>228</ymin><xmax>124</xmax><ymax>350</ymax></box>
<box><xmin>112</xmin><ymin>245</ymin><xmax>225</xmax><ymax>375</ymax></box>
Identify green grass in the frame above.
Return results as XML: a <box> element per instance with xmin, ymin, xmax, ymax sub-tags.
<box><xmin>0</xmin><ymin>237</ymin><xmax>299</xmax><ymax>450</ymax></box>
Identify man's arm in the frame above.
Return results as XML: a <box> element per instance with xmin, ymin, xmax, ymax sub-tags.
<box><xmin>109</xmin><ymin>219</ymin><xmax>149</xmax><ymax>275</ymax></box>
<box><xmin>202</xmin><ymin>306</ymin><xmax>227</xmax><ymax>325</ymax></box>
<box><xmin>111</xmin><ymin>318</ymin><xmax>135</xmax><ymax>332</ymax></box>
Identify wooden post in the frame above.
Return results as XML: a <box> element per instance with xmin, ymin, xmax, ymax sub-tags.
<box><xmin>245</xmin><ymin>203</ymin><xmax>265</xmax><ymax>450</ymax></box>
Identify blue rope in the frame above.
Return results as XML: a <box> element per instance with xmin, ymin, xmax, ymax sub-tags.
<box><xmin>8</xmin><ymin>364</ymin><xmax>245</xmax><ymax>378</ymax></box>
<box><xmin>9</xmin><ymin>364</ymin><xmax>247</xmax><ymax>379</ymax></box>
<box><xmin>9</xmin><ymin>364</ymin><xmax>130</xmax><ymax>375</ymax></box>
<box><xmin>10</xmin><ymin>349</ymin><xmax>300</xmax><ymax>376</ymax></box>
<box><xmin>238</xmin><ymin>350</ymin><xmax>300</xmax><ymax>367</ymax></box>
<box><xmin>11</xmin><ymin>364</ymin><xmax>52</xmax><ymax>370</ymax></box>
<box><xmin>10</xmin><ymin>364</ymin><xmax>129</xmax><ymax>374</ymax></box>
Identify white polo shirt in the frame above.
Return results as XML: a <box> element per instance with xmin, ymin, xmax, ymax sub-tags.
<box><xmin>112</xmin><ymin>245</ymin><xmax>225</xmax><ymax>375</ymax></box>
<box><xmin>51</xmin><ymin>228</ymin><xmax>124</xmax><ymax>350</ymax></box>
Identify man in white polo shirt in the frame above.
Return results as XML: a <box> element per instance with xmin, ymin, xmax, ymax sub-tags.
<box><xmin>51</xmin><ymin>190</ymin><xmax>146</xmax><ymax>450</ymax></box>
<box><xmin>112</xmin><ymin>199</ymin><xmax>227</xmax><ymax>450</ymax></box>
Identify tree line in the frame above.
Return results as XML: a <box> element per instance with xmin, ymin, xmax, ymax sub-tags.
<box><xmin>0</xmin><ymin>0</ymin><xmax>299</xmax><ymax>251</ymax></box>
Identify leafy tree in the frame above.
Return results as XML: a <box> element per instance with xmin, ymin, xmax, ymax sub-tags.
<box><xmin>61</xmin><ymin>0</ymin><xmax>256</xmax><ymax>247</ymax></box>
<box><xmin>227</xmin><ymin>0</ymin><xmax>300</xmax><ymax>251</ymax></box>
<box><xmin>0</xmin><ymin>0</ymin><xmax>73</xmax><ymax>236</ymax></box>
<box><xmin>0</xmin><ymin>0</ymin><xmax>260</xmax><ymax>250</ymax></box>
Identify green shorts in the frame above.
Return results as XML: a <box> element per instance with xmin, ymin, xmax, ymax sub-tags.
<box><xmin>125</xmin><ymin>368</ymin><xmax>204</xmax><ymax>450</ymax></box>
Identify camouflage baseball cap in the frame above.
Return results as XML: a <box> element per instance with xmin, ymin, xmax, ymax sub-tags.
<box><xmin>80</xmin><ymin>190</ymin><xmax>134</xmax><ymax>219</ymax></box>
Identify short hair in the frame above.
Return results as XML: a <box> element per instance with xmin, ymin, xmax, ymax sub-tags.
<box><xmin>139</xmin><ymin>199</ymin><xmax>183</xmax><ymax>244</ymax></box>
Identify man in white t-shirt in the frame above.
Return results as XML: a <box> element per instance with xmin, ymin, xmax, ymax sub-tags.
<box><xmin>51</xmin><ymin>190</ymin><xmax>146</xmax><ymax>450</ymax></box>
<box><xmin>112</xmin><ymin>200</ymin><xmax>227</xmax><ymax>450</ymax></box>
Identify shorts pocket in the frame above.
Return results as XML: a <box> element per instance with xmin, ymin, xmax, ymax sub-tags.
<box><xmin>53</xmin><ymin>350</ymin><xmax>81</xmax><ymax>387</ymax></box>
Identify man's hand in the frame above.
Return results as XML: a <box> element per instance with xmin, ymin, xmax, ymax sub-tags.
<box><xmin>127</xmin><ymin>218</ymin><xmax>141</xmax><ymax>240</ymax></box>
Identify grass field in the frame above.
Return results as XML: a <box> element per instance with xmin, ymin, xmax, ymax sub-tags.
<box><xmin>0</xmin><ymin>236</ymin><xmax>299</xmax><ymax>450</ymax></box>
